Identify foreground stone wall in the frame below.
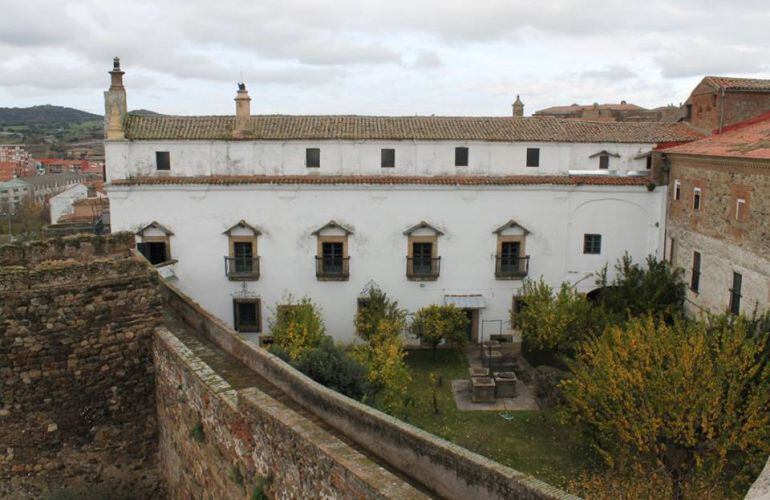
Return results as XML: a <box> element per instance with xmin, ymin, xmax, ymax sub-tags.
<box><xmin>154</xmin><ymin>327</ymin><xmax>427</xmax><ymax>499</ymax></box>
<box><xmin>0</xmin><ymin>233</ymin><xmax>162</xmax><ymax>498</ymax></box>
<box><xmin>160</xmin><ymin>280</ymin><xmax>574</xmax><ymax>500</ymax></box>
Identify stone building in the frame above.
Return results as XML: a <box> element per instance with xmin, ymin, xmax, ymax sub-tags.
<box><xmin>662</xmin><ymin>112</ymin><xmax>770</xmax><ymax>316</ymax></box>
<box><xmin>534</xmin><ymin>101</ymin><xmax>682</xmax><ymax>122</ymax></box>
<box><xmin>683</xmin><ymin>76</ymin><xmax>770</xmax><ymax>134</ymax></box>
<box><xmin>104</xmin><ymin>58</ymin><xmax>702</xmax><ymax>343</ymax></box>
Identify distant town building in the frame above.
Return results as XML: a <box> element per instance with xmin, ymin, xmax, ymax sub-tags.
<box><xmin>683</xmin><ymin>76</ymin><xmax>770</xmax><ymax>134</ymax></box>
<box><xmin>534</xmin><ymin>101</ymin><xmax>682</xmax><ymax>122</ymax></box>
<box><xmin>0</xmin><ymin>145</ymin><xmax>38</xmax><ymax>181</ymax></box>
<box><xmin>663</xmin><ymin>112</ymin><xmax>770</xmax><ymax>316</ymax></box>
<box><xmin>49</xmin><ymin>182</ymin><xmax>106</xmax><ymax>223</ymax></box>
<box><xmin>0</xmin><ymin>173</ymin><xmax>95</xmax><ymax>214</ymax></box>
<box><xmin>38</xmin><ymin>158</ymin><xmax>105</xmax><ymax>179</ymax></box>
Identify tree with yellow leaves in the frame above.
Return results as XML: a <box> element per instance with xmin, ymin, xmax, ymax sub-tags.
<box><xmin>561</xmin><ymin>315</ymin><xmax>770</xmax><ymax>500</ymax></box>
<box><xmin>269</xmin><ymin>296</ymin><xmax>326</xmax><ymax>361</ymax></box>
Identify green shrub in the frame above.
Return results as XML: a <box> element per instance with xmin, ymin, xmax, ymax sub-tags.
<box><xmin>293</xmin><ymin>337</ymin><xmax>370</xmax><ymax>400</ymax></box>
<box><xmin>533</xmin><ymin>365</ymin><xmax>569</xmax><ymax>408</ymax></box>
<box><xmin>411</xmin><ymin>304</ymin><xmax>469</xmax><ymax>356</ymax></box>
<box><xmin>354</xmin><ymin>287</ymin><xmax>407</xmax><ymax>342</ymax></box>
<box><xmin>516</xmin><ymin>279</ymin><xmax>595</xmax><ymax>355</ymax></box>
<box><xmin>269</xmin><ymin>296</ymin><xmax>326</xmax><ymax>361</ymax></box>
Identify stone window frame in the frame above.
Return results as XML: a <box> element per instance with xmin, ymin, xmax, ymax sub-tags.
<box><xmin>312</xmin><ymin>220</ymin><xmax>353</xmax><ymax>281</ymax></box>
<box><xmin>404</xmin><ymin>221</ymin><xmax>443</xmax><ymax>281</ymax></box>
<box><xmin>233</xmin><ymin>297</ymin><xmax>262</xmax><ymax>333</ymax></box>
<box><xmin>674</xmin><ymin>179</ymin><xmax>681</xmax><ymax>201</ymax></box>
<box><xmin>135</xmin><ymin>221</ymin><xmax>174</xmax><ymax>266</ymax></box>
<box><xmin>223</xmin><ymin>220</ymin><xmax>261</xmax><ymax>281</ymax></box>
<box><xmin>492</xmin><ymin>219</ymin><xmax>530</xmax><ymax>279</ymax></box>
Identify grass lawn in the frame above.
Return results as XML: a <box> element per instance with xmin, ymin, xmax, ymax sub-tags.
<box><xmin>402</xmin><ymin>349</ymin><xmax>593</xmax><ymax>489</ymax></box>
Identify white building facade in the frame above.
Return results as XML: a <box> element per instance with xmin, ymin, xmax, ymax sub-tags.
<box><xmin>103</xmin><ymin>59</ymin><xmax>700</xmax><ymax>343</ymax></box>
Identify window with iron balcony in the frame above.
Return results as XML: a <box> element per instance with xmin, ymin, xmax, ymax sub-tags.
<box><xmin>223</xmin><ymin>221</ymin><xmax>260</xmax><ymax>280</ymax></box>
<box><xmin>313</xmin><ymin>220</ymin><xmax>352</xmax><ymax>281</ymax></box>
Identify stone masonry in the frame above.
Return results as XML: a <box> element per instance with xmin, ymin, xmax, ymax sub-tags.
<box><xmin>0</xmin><ymin>233</ymin><xmax>162</xmax><ymax>498</ymax></box>
<box><xmin>666</xmin><ymin>155</ymin><xmax>770</xmax><ymax>315</ymax></box>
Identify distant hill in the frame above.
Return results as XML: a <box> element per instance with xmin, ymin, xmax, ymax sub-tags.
<box><xmin>129</xmin><ymin>109</ymin><xmax>161</xmax><ymax>116</ymax></box>
<box><xmin>0</xmin><ymin>105</ymin><xmax>101</xmax><ymax>126</ymax></box>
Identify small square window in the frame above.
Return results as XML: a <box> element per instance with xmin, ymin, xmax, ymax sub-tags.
<box><xmin>599</xmin><ymin>154</ymin><xmax>609</xmax><ymax>169</ymax></box>
<box><xmin>526</xmin><ymin>148</ymin><xmax>540</xmax><ymax>167</ymax></box>
<box><xmin>583</xmin><ymin>234</ymin><xmax>602</xmax><ymax>254</ymax></box>
<box><xmin>381</xmin><ymin>148</ymin><xmax>395</xmax><ymax>168</ymax></box>
<box><xmin>693</xmin><ymin>188</ymin><xmax>702</xmax><ymax>210</ymax></box>
<box><xmin>455</xmin><ymin>147</ymin><xmax>469</xmax><ymax>167</ymax></box>
<box><xmin>306</xmin><ymin>148</ymin><xmax>320</xmax><ymax>168</ymax></box>
<box><xmin>674</xmin><ymin>180</ymin><xmax>681</xmax><ymax>200</ymax></box>
<box><xmin>155</xmin><ymin>151</ymin><xmax>170</xmax><ymax>171</ymax></box>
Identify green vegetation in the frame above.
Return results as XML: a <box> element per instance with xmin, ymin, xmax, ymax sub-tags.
<box><xmin>410</xmin><ymin>304</ymin><xmax>469</xmax><ymax>356</ymax></box>
<box><xmin>403</xmin><ymin>349</ymin><xmax>592</xmax><ymax>488</ymax></box>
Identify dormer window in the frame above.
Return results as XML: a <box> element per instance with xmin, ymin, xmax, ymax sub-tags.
<box><xmin>404</xmin><ymin>221</ymin><xmax>443</xmax><ymax>280</ymax></box>
<box><xmin>223</xmin><ymin>220</ymin><xmax>261</xmax><ymax>280</ymax></box>
<box><xmin>590</xmin><ymin>150</ymin><xmax>619</xmax><ymax>170</ymax></box>
<box><xmin>313</xmin><ymin>220</ymin><xmax>352</xmax><ymax>280</ymax></box>
<box><xmin>136</xmin><ymin>221</ymin><xmax>173</xmax><ymax>266</ymax></box>
<box><xmin>455</xmin><ymin>147</ymin><xmax>469</xmax><ymax>167</ymax></box>
<box><xmin>493</xmin><ymin>219</ymin><xmax>530</xmax><ymax>279</ymax></box>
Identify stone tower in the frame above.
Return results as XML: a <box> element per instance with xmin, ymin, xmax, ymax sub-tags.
<box><xmin>233</xmin><ymin>82</ymin><xmax>251</xmax><ymax>138</ymax></box>
<box><xmin>512</xmin><ymin>95</ymin><xmax>524</xmax><ymax>117</ymax></box>
<box><xmin>104</xmin><ymin>57</ymin><xmax>127</xmax><ymax>140</ymax></box>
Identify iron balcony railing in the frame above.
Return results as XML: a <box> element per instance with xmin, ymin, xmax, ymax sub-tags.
<box><xmin>406</xmin><ymin>256</ymin><xmax>441</xmax><ymax>280</ymax></box>
<box><xmin>495</xmin><ymin>255</ymin><xmax>530</xmax><ymax>278</ymax></box>
<box><xmin>315</xmin><ymin>256</ymin><xmax>350</xmax><ymax>280</ymax></box>
<box><xmin>224</xmin><ymin>256</ymin><xmax>260</xmax><ymax>280</ymax></box>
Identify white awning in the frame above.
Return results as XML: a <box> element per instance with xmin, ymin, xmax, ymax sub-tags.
<box><xmin>444</xmin><ymin>294</ymin><xmax>486</xmax><ymax>309</ymax></box>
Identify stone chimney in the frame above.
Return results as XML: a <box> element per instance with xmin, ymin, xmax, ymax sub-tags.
<box><xmin>234</xmin><ymin>82</ymin><xmax>251</xmax><ymax>138</ymax></box>
<box><xmin>512</xmin><ymin>95</ymin><xmax>524</xmax><ymax>117</ymax></box>
<box><xmin>104</xmin><ymin>57</ymin><xmax>127</xmax><ymax>140</ymax></box>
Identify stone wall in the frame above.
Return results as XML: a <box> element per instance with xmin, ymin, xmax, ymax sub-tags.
<box><xmin>688</xmin><ymin>82</ymin><xmax>770</xmax><ymax>132</ymax></box>
<box><xmin>154</xmin><ymin>327</ymin><xmax>428</xmax><ymax>499</ymax></box>
<box><xmin>0</xmin><ymin>233</ymin><xmax>162</xmax><ymax>498</ymax></box>
<box><xmin>160</xmin><ymin>279</ymin><xmax>575</xmax><ymax>500</ymax></box>
<box><xmin>666</xmin><ymin>155</ymin><xmax>770</xmax><ymax>315</ymax></box>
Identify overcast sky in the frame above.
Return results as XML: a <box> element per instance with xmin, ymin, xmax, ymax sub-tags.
<box><xmin>1</xmin><ymin>0</ymin><xmax>769</xmax><ymax>116</ymax></box>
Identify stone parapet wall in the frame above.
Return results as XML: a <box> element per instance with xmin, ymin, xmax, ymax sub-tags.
<box><xmin>160</xmin><ymin>280</ymin><xmax>575</xmax><ymax>500</ymax></box>
<box><xmin>154</xmin><ymin>327</ymin><xmax>427</xmax><ymax>499</ymax></box>
<box><xmin>0</xmin><ymin>232</ymin><xmax>161</xmax><ymax>499</ymax></box>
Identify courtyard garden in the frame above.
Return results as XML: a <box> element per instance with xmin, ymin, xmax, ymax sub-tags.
<box><xmin>266</xmin><ymin>255</ymin><xmax>770</xmax><ymax>499</ymax></box>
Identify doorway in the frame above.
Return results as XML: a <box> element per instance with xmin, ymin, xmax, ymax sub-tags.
<box><xmin>463</xmin><ymin>309</ymin><xmax>480</xmax><ymax>343</ymax></box>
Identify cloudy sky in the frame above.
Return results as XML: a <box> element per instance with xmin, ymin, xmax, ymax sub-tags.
<box><xmin>1</xmin><ymin>0</ymin><xmax>769</xmax><ymax>116</ymax></box>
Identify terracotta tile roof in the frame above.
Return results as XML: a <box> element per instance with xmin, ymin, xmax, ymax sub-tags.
<box><xmin>111</xmin><ymin>174</ymin><xmax>651</xmax><ymax>187</ymax></box>
<box><xmin>703</xmin><ymin>76</ymin><xmax>770</xmax><ymax>92</ymax></box>
<box><xmin>123</xmin><ymin>114</ymin><xmax>702</xmax><ymax>143</ymax></box>
<box><xmin>663</xmin><ymin>112</ymin><xmax>770</xmax><ymax>160</ymax></box>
